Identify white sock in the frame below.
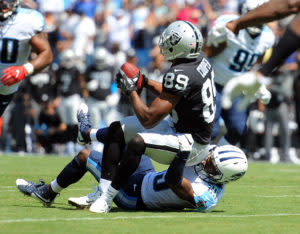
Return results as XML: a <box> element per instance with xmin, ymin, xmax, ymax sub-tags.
<box><xmin>99</xmin><ymin>178</ymin><xmax>111</xmax><ymax>193</ymax></box>
<box><xmin>102</xmin><ymin>185</ymin><xmax>119</xmax><ymax>201</ymax></box>
<box><xmin>50</xmin><ymin>179</ymin><xmax>63</xmax><ymax>193</ymax></box>
<box><xmin>90</xmin><ymin>129</ymin><xmax>98</xmax><ymax>141</ymax></box>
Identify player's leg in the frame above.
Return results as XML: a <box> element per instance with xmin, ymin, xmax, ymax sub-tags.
<box><xmin>16</xmin><ymin>149</ymin><xmax>92</xmax><ymax>206</ymax></box>
<box><xmin>222</xmin><ymin>96</ymin><xmax>248</xmax><ymax>145</ymax></box>
<box><xmin>0</xmin><ymin>93</ymin><xmax>14</xmax><ymax>117</ymax></box>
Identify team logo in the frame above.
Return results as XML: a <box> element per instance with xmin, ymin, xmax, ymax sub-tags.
<box><xmin>169</xmin><ymin>31</ymin><xmax>182</xmax><ymax>46</ymax></box>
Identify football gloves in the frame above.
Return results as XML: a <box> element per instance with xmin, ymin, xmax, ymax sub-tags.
<box><xmin>1</xmin><ymin>63</ymin><xmax>34</xmax><ymax>86</ymax></box>
<box><xmin>116</xmin><ymin>71</ymin><xmax>148</xmax><ymax>95</ymax></box>
<box><xmin>206</xmin><ymin>23</ymin><xmax>230</xmax><ymax>47</ymax></box>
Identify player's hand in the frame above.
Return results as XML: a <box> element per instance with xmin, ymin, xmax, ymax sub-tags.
<box><xmin>206</xmin><ymin>24</ymin><xmax>229</xmax><ymax>47</ymax></box>
<box><xmin>221</xmin><ymin>71</ymin><xmax>271</xmax><ymax>109</ymax></box>
<box><xmin>116</xmin><ymin>71</ymin><xmax>137</xmax><ymax>95</ymax></box>
<box><xmin>1</xmin><ymin>63</ymin><xmax>34</xmax><ymax>86</ymax></box>
<box><xmin>254</xmin><ymin>85</ymin><xmax>272</xmax><ymax>105</ymax></box>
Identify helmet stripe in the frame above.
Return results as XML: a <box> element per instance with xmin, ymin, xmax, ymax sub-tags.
<box><xmin>183</xmin><ymin>21</ymin><xmax>199</xmax><ymax>54</ymax></box>
<box><xmin>219</xmin><ymin>150</ymin><xmax>243</xmax><ymax>155</ymax></box>
<box><xmin>219</xmin><ymin>156</ymin><xmax>245</xmax><ymax>162</ymax></box>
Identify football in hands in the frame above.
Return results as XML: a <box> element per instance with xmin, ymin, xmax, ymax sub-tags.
<box><xmin>120</xmin><ymin>62</ymin><xmax>144</xmax><ymax>93</ymax></box>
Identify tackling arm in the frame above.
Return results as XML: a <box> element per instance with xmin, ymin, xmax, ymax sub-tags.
<box><xmin>227</xmin><ymin>0</ymin><xmax>300</xmax><ymax>34</ymax></box>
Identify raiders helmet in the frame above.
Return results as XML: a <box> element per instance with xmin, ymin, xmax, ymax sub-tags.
<box><xmin>159</xmin><ymin>20</ymin><xmax>203</xmax><ymax>61</ymax></box>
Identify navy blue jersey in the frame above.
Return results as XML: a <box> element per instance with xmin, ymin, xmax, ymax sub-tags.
<box><xmin>162</xmin><ymin>53</ymin><xmax>216</xmax><ymax>144</ymax></box>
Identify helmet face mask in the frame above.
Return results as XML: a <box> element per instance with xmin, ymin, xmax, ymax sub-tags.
<box><xmin>0</xmin><ymin>0</ymin><xmax>21</xmax><ymax>21</ymax></box>
<box><xmin>196</xmin><ymin>145</ymin><xmax>248</xmax><ymax>184</ymax></box>
<box><xmin>241</xmin><ymin>0</ymin><xmax>268</xmax><ymax>37</ymax></box>
<box><xmin>158</xmin><ymin>20</ymin><xmax>203</xmax><ymax>61</ymax></box>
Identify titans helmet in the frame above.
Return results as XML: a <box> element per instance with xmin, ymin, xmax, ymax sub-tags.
<box><xmin>241</xmin><ymin>0</ymin><xmax>269</xmax><ymax>37</ymax></box>
<box><xmin>0</xmin><ymin>0</ymin><xmax>22</xmax><ymax>21</ymax></box>
<box><xmin>197</xmin><ymin>145</ymin><xmax>248</xmax><ymax>184</ymax></box>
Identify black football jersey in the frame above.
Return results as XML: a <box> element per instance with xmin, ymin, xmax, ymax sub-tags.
<box><xmin>84</xmin><ymin>65</ymin><xmax>114</xmax><ymax>100</ymax></box>
<box><xmin>162</xmin><ymin>52</ymin><xmax>216</xmax><ymax>144</ymax></box>
<box><xmin>56</xmin><ymin>67</ymin><xmax>81</xmax><ymax>97</ymax></box>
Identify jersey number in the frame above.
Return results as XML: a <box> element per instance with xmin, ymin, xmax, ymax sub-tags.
<box><xmin>229</xmin><ymin>49</ymin><xmax>259</xmax><ymax>72</ymax></box>
<box><xmin>153</xmin><ymin>173</ymin><xmax>168</xmax><ymax>191</ymax></box>
<box><xmin>0</xmin><ymin>38</ymin><xmax>19</xmax><ymax>64</ymax></box>
<box><xmin>163</xmin><ymin>73</ymin><xmax>189</xmax><ymax>90</ymax></box>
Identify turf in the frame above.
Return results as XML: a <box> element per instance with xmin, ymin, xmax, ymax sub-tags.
<box><xmin>0</xmin><ymin>154</ymin><xmax>299</xmax><ymax>234</ymax></box>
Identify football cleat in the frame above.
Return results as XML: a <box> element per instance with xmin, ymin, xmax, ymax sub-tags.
<box><xmin>68</xmin><ymin>186</ymin><xmax>102</xmax><ymax>209</ymax></box>
<box><xmin>77</xmin><ymin>103</ymin><xmax>91</xmax><ymax>145</ymax></box>
<box><xmin>89</xmin><ymin>196</ymin><xmax>113</xmax><ymax>213</ymax></box>
<box><xmin>16</xmin><ymin>179</ymin><xmax>57</xmax><ymax>207</ymax></box>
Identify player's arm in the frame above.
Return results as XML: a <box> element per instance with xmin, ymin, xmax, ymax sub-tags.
<box><xmin>129</xmin><ymin>91</ymin><xmax>180</xmax><ymax>129</ymax></box>
<box><xmin>1</xmin><ymin>32</ymin><xmax>53</xmax><ymax>86</ymax></box>
<box><xmin>144</xmin><ymin>78</ymin><xmax>163</xmax><ymax>96</ymax></box>
<box><xmin>29</xmin><ymin>32</ymin><xmax>53</xmax><ymax>72</ymax></box>
<box><xmin>227</xmin><ymin>0</ymin><xmax>300</xmax><ymax>34</ymax></box>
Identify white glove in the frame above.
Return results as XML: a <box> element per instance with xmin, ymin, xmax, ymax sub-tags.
<box><xmin>222</xmin><ymin>71</ymin><xmax>265</xmax><ymax>109</ymax></box>
<box><xmin>206</xmin><ymin>23</ymin><xmax>229</xmax><ymax>47</ymax></box>
<box><xmin>255</xmin><ymin>84</ymin><xmax>272</xmax><ymax>105</ymax></box>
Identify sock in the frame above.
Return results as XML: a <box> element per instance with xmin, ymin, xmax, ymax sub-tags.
<box><xmin>50</xmin><ymin>179</ymin><xmax>63</xmax><ymax>193</ymax></box>
<box><xmin>102</xmin><ymin>185</ymin><xmax>119</xmax><ymax>201</ymax></box>
<box><xmin>93</xmin><ymin>127</ymin><xmax>109</xmax><ymax>143</ymax></box>
<box><xmin>99</xmin><ymin>178</ymin><xmax>112</xmax><ymax>193</ymax></box>
<box><xmin>56</xmin><ymin>157</ymin><xmax>87</xmax><ymax>188</ymax></box>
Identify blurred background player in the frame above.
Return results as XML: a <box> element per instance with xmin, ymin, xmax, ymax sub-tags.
<box><xmin>0</xmin><ymin>0</ymin><xmax>52</xmax><ymax>116</ymax></box>
<box><xmin>82</xmin><ymin>47</ymin><xmax>118</xmax><ymax>128</ymax></box>
<box><xmin>16</xmin><ymin>144</ymin><xmax>247</xmax><ymax>212</ymax></box>
<box><xmin>204</xmin><ymin>0</ymin><xmax>274</xmax><ymax>146</ymax></box>
<box><xmin>54</xmin><ymin>49</ymin><xmax>83</xmax><ymax>155</ymax></box>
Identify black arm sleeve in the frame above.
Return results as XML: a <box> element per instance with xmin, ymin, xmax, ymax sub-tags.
<box><xmin>259</xmin><ymin>26</ymin><xmax>300</xmax><ymax>76</ymax></box>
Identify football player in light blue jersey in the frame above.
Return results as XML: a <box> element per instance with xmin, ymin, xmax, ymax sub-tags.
<box><xmin>0</xmin><ymin>0</ymin><xmax>52</xmax><ymax>116</ymax></box>
<box><xmin>16</xmin><ymin>143</ymin><xmax>247</xmax><ymax>212</ymax></box>
<box><xmin>204</xmin><ymin>0</ymin><xmax>274</xmax><ymax>146</ymax></box>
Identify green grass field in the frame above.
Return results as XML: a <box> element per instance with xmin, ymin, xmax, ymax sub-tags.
<box><xmin>0</xmin><ymin>154</ymin><xmax>299</xmax><ymax>234</ymax></box>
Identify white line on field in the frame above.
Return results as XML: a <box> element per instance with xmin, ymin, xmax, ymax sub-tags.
<box><xmin>257</xmin><ymin>195</ymin><xmax>300</xmax><ymax>198</ymax></box>
<box><xmin>1</xmin><ymin>213</ymin><xmax>300</xmax><ymax>223</ymax></box>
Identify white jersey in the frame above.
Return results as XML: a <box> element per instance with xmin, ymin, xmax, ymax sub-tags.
<box><xmin>0</xmin><ymin>8</ymin><xmax>45</xmax><ymax>95</ymax></box>
<box><xmin>211</xmin><ymin>14</ymin><xmax>275</xmax><ymax>86</ymax></box>
<box><xmin>141</xmin><ymin>166</ymin><xmax>225</xmax><ymax>212</ymax></box>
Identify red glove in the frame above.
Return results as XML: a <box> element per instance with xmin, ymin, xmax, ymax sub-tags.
<box><xmin>1</xmin><ymin>63</ymin><xmax>34</xmax><ymax>86</ymax></box>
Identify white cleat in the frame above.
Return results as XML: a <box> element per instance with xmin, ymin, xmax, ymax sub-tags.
<box><xmin>68</xmin><ymin>186</ymin><xmax>102</xmax><ymax>209</ymax></box>
<box><xmin>89</xmin><ymin>197</ymin><xmax>113</xmax><ymax>213</ymax></box>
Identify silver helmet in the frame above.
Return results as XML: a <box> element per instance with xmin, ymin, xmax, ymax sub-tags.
<box><xmin>241</xmin><ymin>0</ymin><xmax>269</xmax><ymax>37</ymax></box>
<box><xmin>0</xmin><ymin>0</ymin><xmax>22</xmax><ymax>21</ymax></box>
<box><xmin>159</xmin><ymin>20</ymin><xmax>203</xmax><ymax>61</ymax></box>
<box><xmin>59</xmin><ymin>49</ymin><xmax>75</xmax><ymax>69</ymax></box>
<box><xmin>197</xmin><ymin>145</ymin><xmax>248</xmax><ymax>184</ymax></box>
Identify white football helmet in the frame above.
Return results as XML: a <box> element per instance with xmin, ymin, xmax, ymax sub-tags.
<box><xmin>0</xmin><ymin>0</ymin><xmax>21</xmax><ymax>21</ymax></box>
<box><xmin>197</xmin><ymin>145</ymin><xmax>248</xmax><ymax>184</ymax></box>
<box><xmin>241</xmin><ymin>0</ymin><xmax>269</xmax><ymax>36</ymax></box>
<box><xmin>59</xmin><ymin>49</ymin><xmax>75</xmax><ymax>69</ymax></box>
<box><xmin>159</xmin><ymin>20</ymin><xmax>203</xmax><ymax>61</ymax></box>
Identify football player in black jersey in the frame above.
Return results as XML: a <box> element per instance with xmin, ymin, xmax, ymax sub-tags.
<box><xmin>79</xmin><ymin>20</ymin><xmax>217</xmax><ymax>213</ymax></box>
